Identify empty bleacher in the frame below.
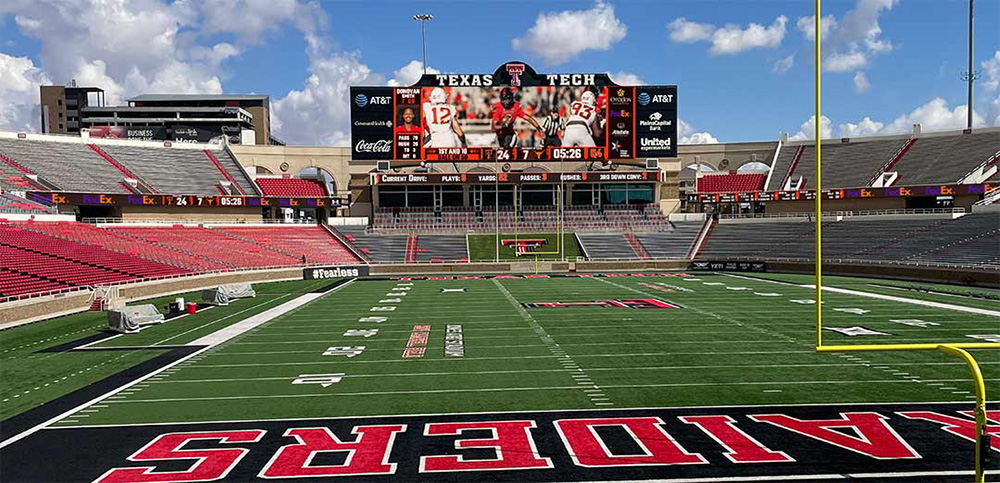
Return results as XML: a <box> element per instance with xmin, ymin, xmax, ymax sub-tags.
<box><xmin>256</xmin><ymin>177</ymin><xmax>327</xmax><ymax>197</ymax></box>
<box><xmin>577</xmin><ymin>234</ymin><xmax>640</xmax><ymax>259</ymax></box>
<box><xmin>412</xmin><ymin>235</ymin><xmax>469</xmax><ymax>262</ymax></box>
<box><xmin>697</xmin><ymin>172</ymin><xmax>766</xmax><ymax>193</ymax></box>
<box><xmin>336</xmin><ymin>226</ymin><xmax>408</xmax><ymax>262</ymax></box>
<box><xmin>373</xmin><ymin>205</ymin><xmax>671</xmax><ymax>233</ymax></box>
<box><xmin>636</xmin><ymin>222</ymin><xmax>703</xmax><ymax>258</ymax></box>
<box><xmin>891</xmin><ymin>132</ymin><xmax>1000</xmax><ymax>185</ymax></box>
<box><xmin>110</xmin><ymin>226</ymin><xmax>302</xmax><ymax>268</ymax></box>
<box><xmin>776</xmin><ymin>138</ymin><xmax>906</xmax><ymax>190</ymax></box>
<box><xmin>100</xmin><ymin>144</ymin><xmax>243</xmax><ymax>195</ymax></box>
<box><xmin>699</xmin><ymin>214</ymin><xmax>998</xmax><ymax>267</ymax></box>
<box><xmin>213</xmin><ymin>225</ymin><xmax>361</xmax><ymax>264</ymax></box>
<box><xmin>0</xmin><ymin>138</ymin><xmax>131</xmax><ymax>193</ymax></box>
<box><xmin>0</xmin><ymin>268</ymin><xmax>69</xmax><ymax>297</ymax></box>
<box><xmin>0</xmin><ymin>193</ymin><xmax>56</xmax><ymax>215</ymax></box>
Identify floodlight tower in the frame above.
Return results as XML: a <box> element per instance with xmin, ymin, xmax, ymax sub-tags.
<box><xmin>413</xmin><ymin>14</ymin><xmax>434</xmax><ymax>75</ymax></box>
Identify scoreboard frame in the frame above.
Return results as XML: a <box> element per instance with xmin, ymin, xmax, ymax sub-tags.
<box><xmin>351</xmin><ymin>61</ymin><xmax>677</xmax><ymax>163</ymax></box>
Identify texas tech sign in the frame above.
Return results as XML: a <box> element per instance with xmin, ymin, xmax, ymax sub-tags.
<box><xmin>4</xmin><ymin>403</ymin><xmax>995</xmax><ymax>481</ymax></box>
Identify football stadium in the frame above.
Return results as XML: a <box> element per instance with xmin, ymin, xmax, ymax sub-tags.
<box><xmin>1</xmin><ymin>3</ymin><xmax>998</xmax><ymax>482</ymax></box>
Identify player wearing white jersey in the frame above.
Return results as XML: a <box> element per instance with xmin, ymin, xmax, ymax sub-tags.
<box><xmin>422</xmin><ymin>87</ymin><xmax>466</xmax><ymax>148</ymax></box>
<box><xmin>561</xmin><ymin>90</ymin><xmax>601</xmax><ymax>147</ymax></box>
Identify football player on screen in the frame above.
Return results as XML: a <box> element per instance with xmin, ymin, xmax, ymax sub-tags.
<box><xmin>423</xmin><ymin>87</ymin><xmax>466</xmax><ymax>147</ymax></box>
<box><xmin>491</xmin><ymin>87</ymin><xmax>543</xmax><ymax>147</ymax></box>
<box><xmin>561</xmin><ymin>90</ymin><xmax>602</xmax><ymax>147</ymax></box>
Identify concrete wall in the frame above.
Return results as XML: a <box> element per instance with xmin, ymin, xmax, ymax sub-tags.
<box><xmin>119</xmin><ymin>205</ymin><xmax>263</xmax><ymax>222</ymax></box>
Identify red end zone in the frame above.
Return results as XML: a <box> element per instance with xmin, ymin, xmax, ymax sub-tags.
<box><xmin>4</xmin><ymin>403</ymin><xmax>997</xmax><ymax>482</ymax></box>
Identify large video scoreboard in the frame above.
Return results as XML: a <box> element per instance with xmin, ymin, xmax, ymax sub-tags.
<box><xmin>351</xmin><ymin>61</ymin><xmax>677</xmax><ymax>162</ymax></box>
<box><xmin>26</xmin><ymin>192</ymin><xmax>348</xmax><ymax>208</ymax></box>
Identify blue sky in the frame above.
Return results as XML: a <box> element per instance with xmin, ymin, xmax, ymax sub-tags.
<box><xmin>1</xmin><ymin>0</ymin><xmax>998</xmax><ymax>145</ymax></box>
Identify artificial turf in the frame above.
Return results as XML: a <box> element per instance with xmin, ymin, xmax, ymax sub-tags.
<box><xmin>467</xmin><ymin>232</ymin><xmax>583</xmax><ymax>261</ymax></box>
<box><xmin>22</xmin><ymin>272</ymin><xmax>995</xmax><ymax>428</ymax></box>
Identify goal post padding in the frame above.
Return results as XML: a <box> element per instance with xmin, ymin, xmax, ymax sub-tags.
<box><xmin>201</xmin><ymin>283</ymin><xmax>256</xmax><ymax>306</ymax></box>
<box><xmin>108</xmin><ymin>304</ymin><xmax>165</xmax><ymax>334</ymax></box>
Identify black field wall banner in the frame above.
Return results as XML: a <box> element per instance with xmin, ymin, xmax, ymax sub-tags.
<box><xmin>692</xmin><ymin>261</ymin><xmax>768</xmax><ymax>272</ymax></box>
<box><xmin>350</xmin><ymin>61</ymin><xmax>677</xmax><ymax>162</ymax></box>
<box><xmin>304</xmin><ymin>265</ymin><xmax>370</xmax><ymax>279</ymax></box>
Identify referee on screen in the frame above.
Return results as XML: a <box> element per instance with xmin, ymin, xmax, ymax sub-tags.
<box><xmin>542</xmin><ymin>111</ymin><xmax>563</xmax><ymax>147</ymax></box>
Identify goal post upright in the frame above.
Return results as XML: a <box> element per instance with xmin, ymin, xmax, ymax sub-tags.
<box><xmin>814</xmin><ymin>0</ymin><xmax>823</xmax><ymax>348</ymax></box>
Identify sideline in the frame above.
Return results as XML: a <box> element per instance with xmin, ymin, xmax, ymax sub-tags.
<box><xmin>0</xmin><ymin>278</ymin><xmax>355</xmax><ymax>449</ymax></box>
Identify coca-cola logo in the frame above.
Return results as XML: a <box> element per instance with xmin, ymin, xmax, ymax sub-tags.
<box><xmin>355</xmin><ymin>139</ymin><xmax>392</xmax><ymax>153</ymax></box>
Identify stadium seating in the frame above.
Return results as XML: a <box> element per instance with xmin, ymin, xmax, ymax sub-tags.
<box><xmin>336</xmin><ymin>226</ymin><xmax>408</xmax><ymax>262</ymax></box>
<box><xmin>255</xmin><ymin>178</ymin><xmax>327</xmax><ymax>197</ymax></box>
<box><xmin>0</xmin><ymin>193</ymin><xmax>57</xmax><ymax>215</ymax></box>
<box><xmin>99</xmin><ymin>144</ymin><xmax>251</xmax><ymax>196</ymax></box>
<box><xmin>890</xmin><ymin>132</ymin><xmax>1000</xmax><ymax>185</ymax></box>
<box><xmin>0</xmin><ymin>138</ymin><xmax>131</xmax><ymax>193</ymax></box>
<box><xmin>213</xmin><ymin>226</ymin><xmax>361</xmax><ymax>264</ymax></box>
<box><xmin>577</xmin><ymin>234</ymin><xmax>641</xmax><ymax>259</ymax></box>
<box><xmin>0</xmin><ymin>268</ymin><xmax>69</xmax><ymax>297</ymax></box>
<box><xmin>110</xmin><ymin>226</ymin><xmax>302</xmax><ymax>268</ymax></box>
<box><xmin>13</xmin><ymin>221</ymin><xmax>228</xmax><ymax>271</ymax></box>
<box><xmin>697</xmin><ymin>172</ymin><xmax>766</xmax><ymax>193</ymax></box>
<box><xmin>410</xmin><ymin>235</ymin><xmax>469</xmax><ymax>262</ymax></box>
<box><xmin>635</xmin><ymin>222</ymin><xmax>703</xmax><ymax>258</ymax></box>
<box><xmin>373</xmin><ymin>204</ymin><xmax>671</xmax><ymax>232</ymax></box>
<box><xmin>772</xmin><ymin>138</ymin><xmax>907</xmax><ymax>190</ymax></box>
<box><xmin>699</xmin><ymin>214</ymin><xmax>999</xmax><ymax>267</ymax></box>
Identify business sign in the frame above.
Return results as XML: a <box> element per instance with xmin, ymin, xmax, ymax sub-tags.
<box><xmin>371</xmin><ymin>171</ymin><xmax>660</xmax><ymax>185</ymax></box>
<box><xmin>303</xmin><ymin>265</ymin><xmax>370</xmax><ymax>279</ymax></box>
<box><xmin>350</xmin><ymin>61</ymin><xmax>677</xmax><ymax>162</ymax></box>
<box><xmin>689</xmin><ymin>183</ymin><xmax>997</xmax><ymax>204</ymax></box>
<box><xmin>26</xmin><ymin>192</ymin><xmax>348</xmax><ymax>208</ymax></box>
<box><xmin>88</xmin><ymin>126</ymin><xmax>167</xmax><ymax>141</ymax></box>
<box><xmin>172</xmin><ymin>125</ymin><xmax>243</xmax><ymax>144</ymax></box>
<box><xmin>692</xmin><ymin>261</ymin><xmax>768</xmax><ymax>272</ymax></box>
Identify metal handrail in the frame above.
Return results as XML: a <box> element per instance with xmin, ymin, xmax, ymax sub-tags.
<box><xmin>718</xmin><ymin>207</ymin><xmax>965</xmax><ymax>220</ymax></box>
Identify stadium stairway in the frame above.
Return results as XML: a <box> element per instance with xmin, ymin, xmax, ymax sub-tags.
<box><xmin>405</xmin><ymin>236</ymin><xmax>419</xmax><ymax>263</ymax></box>
<box><xmin>623</xmin><ymin>233</ymin><xmax>650</xmax><ymax>259</ymax></box>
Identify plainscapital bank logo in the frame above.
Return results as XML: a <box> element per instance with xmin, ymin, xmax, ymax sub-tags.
<box><xmin>354</xmin><ymin>94</ymin><xmax>368</xmax><ymax>107</ymax></box>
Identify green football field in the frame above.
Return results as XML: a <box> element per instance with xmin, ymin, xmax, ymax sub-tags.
<box><xmin>467</xmin><ymin>232</ymin><xmax>582</xmax><ymax>261</ymax></box>
<box><xmin>14</xmin><ymin>271</ymin><xmax>994</xmax><ymax>428</ymax></box>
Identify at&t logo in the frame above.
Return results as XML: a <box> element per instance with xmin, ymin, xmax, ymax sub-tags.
<box><xmin>354</xmin><ymin>94</ymin><xmax>368</xmax><ymax>107</ymax></box>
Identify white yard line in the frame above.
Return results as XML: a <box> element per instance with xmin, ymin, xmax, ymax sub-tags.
<box><xmin>0</xmin><ymin>279</ymin><xmax>354</xmax><ymax>449</ymax></box>
<box><xmin>720</xmin><ymin>273</ymin><xmax>1000</xmax><ymax>317</ymax></box>
<box><xmin>103</xmin><ymin>378</ymin><xmax>992</xmax><ymax>404</ymax></box>
<box><xmin>493</xmin><ymin>279</ymin><xmax>614</xmax><ymax>407</ymax></box>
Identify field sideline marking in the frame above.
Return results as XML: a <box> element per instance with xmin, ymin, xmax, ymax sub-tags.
<box><xmin>99</xmin><ymin>378</ymin><xmax>996</xmax><ymax>404</ymax></box>
<box><xmin>48</xmin><ymin>399</ymin><xmax>995</xmax><ymax>429</ymax></box>
<box><xmin>720</xmin><ymin>273</ymin><xmax>1000</xmax><ymax>317</ymax></box>
<box><xmin>145</xmin><ymin>362</ymin><xmax>993</xmax><ymax>384</ymax></box>
<box><xmin>0</xmin><ymin>279</ymin><xmax>355</xmax><ymax>450</ymax></box>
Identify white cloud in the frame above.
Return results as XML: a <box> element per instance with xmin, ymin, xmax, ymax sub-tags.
<box><xmin>667</xmin><ymin>15</ymin><xmax>787</xmax><ymax>56</ymax></box>
<box><xmin>982</xmin><ymin>50</ymin><xmax>1000</xmax><ymax>93</ymax></box>
<box><xmin>387</xmin><ymin>60</ymin><xmax>439</xmax><ymax>87</ymax></box>
<box><xmin>512</xmin><ymin>1</ymin><xmax>627</xmax><ymax>65</ymax></box>
<box><xmin>198</xmin><ymin>0</ymin><xmax>324</xmax><ymax>45</ymax></box>
<box><xmin>879</xmin><ymin>98</ymin><xmax>983</xmax><ymax>134</ymax></box>
<box><xmin>832</xmin><ymin>97</ymin><xmax>994</xmax><ymax>139</ymax></box>
<box><xmin>667</xmin><ymin>17</ymin><xmax>714</xmax><ymax>43</ymax></box>
<box><xmin>610</xmin><ymin>71</ymin><xmax>645</xmax><ymax>85</ymax></box>
<box><xmin>679</xmin><ymin>119</ymin><xmax>719</xmax><ymax>145</ymax></box>
<box><xmin>271</xmin><ymin>50</ymin><xmax>384</xmax><ymax>146</ymax></box>
<box><xmin>838</xmin><ymin>117</ymin><xmax>883</xmax><ymax>137</ymax></box>
<box><xmin>709</xmin><ymin>16</ymin><xmax>787</xmax><ymax>55</ymax></box>
<box><xmin>0</xmin><ymin>53</ymin><xmax>52</xmax><ymax>132</ymax></box>
<box><xmin>790</xmin><ymin>115</ymin><xmax>833</xmax><ymax>140</ymax></box>
<box><xmin>853</xmin><ymin>71</ymin><xmax>870</xmax><ymax>92</ymax></box>
<box><xmin>773</xmin><ymin>55</ymin><xmax>794</xmax><ymax>74</ymax></box>
<box><xmin>825</xmin><ymin>51</ymin><xmax>868</xmax><ymax>72</ymax></box>
<box><xmin>795</xmin><ymin>14</ymin><xmax>837</xmax><ymax>41</ymax></box>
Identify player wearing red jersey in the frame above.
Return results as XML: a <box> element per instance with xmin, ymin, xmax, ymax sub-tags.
<box><xmin>491</xmin><ymin>87</ymin><xmax>543</xmax><ymax>147</ymax></box>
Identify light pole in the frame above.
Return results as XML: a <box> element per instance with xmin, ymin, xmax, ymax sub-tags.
<box><xmin>413</xmin><ymin>14</ymin><xmax>434</xmax><ymax>74</ymax></box>
<box><xmin>961</xmin><ymin>0</ymin><xmax>980</xmax><ymax>129</ymax></box>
